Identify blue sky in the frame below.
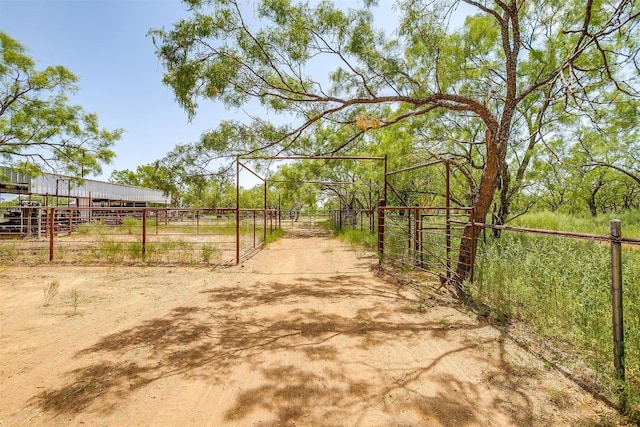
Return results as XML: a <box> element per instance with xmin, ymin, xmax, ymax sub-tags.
<box><xmin>0</xmin><ymin>0</ymin><xmax>242</xmax><ymax>181</ymax></box>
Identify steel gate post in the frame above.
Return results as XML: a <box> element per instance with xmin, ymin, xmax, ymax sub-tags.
<box><xmin>377</xmin><ymin>199</ymin><xmax>385</xmax><ymax>263</ymax></box>
<box><xmin>142</xmin><ymin>208</ymin><xmax>147</xmax><ymax>261</ymax></box>
<box><xmin>236</xmin><ymin>158</ymin><xmax>240</xmax><ymax>265</ymax></box>
<box><xmin>414</xmin><ymin>205</ymin><xmax>420</xmax><ymax>267</ymax></box>
<box><xmin>49</xmin><ymin>207</ymin><xmax>54</xmax><ymax>262</ymax></box>
<box><xmin>445</xmin><ymin>162</ymin><xmax>451</xmax><ymax>280</ymax></box>
<box><xmin>610</xmin><ymin>219</ymin><xmax>626</xmax><ymax>409</ymax></box>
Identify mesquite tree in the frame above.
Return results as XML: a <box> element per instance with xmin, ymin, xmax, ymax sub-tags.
<box><xmin>152</xmin><ymin>0</ymin><xmax>639</xmax><ymax>289</ymax></box>
<box><xmin>0</xmin><ymin>32</ymin><xmax>121</xmax><ymax>176</ymax></box>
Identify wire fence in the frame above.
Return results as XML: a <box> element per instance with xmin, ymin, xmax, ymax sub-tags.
<box><xmin>378</xmin><ymin>206</ymin><xmax>473</xmax><ymax>281</ymax></box>
<box><xmin>331</xmin><ymin>205</ymin><xmax>473</xmax><ymax>281</ymax></box>
<box><xmin>0</xmin><ymin>206</ymin><xmax>279</xmax><ymax>266</ymax></box>
<box><xmin>331</xmin><ymin>205</ymin><xmax>639</xmax><ymax>415</ymax></box>
<box><xmin>328</xmin><ymin>208</ymin><xmax>375</xmax><ymax>233</ymax></box>
<box><xmin>471</xmin><ymin>221</ymin><xmax>640</xmax><ymax>413</ymax></box>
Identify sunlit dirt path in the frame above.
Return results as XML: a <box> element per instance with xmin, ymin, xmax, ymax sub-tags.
<box><xmin>0</xmin><ymin>224</ymin><xmax>620</xmax><ymax>426</ymax></box>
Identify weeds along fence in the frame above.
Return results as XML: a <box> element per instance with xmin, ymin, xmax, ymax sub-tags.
<box><xmin>335</xmin><ymin>204</ymin><xmax>639</xmax><ymax>415</ymax></box>
<box><xmin>328</xmin><ymin>206</ymin><xmax>473</xmax><ymax>280</ymax></box>
<box><xmin>470</xmin><ymin>221</ymin><xmax>640</xmax><ymax>415</ymax></box>
<box><xmin>0</xmin><ymin>206</ymin><xmax>279</xmax><ymax>266</ymax></box>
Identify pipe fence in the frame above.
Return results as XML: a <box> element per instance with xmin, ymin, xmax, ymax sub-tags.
<box><xmin>331</xmin><ymin>204</ymin><xmax>639</xmax><ymax>415</ymax></box>
<box><xmin>0</xmin><ymin>206</ymin><xmax>279</xmax><ymax>266</ymax></box>
<box><xmin>376</xmin><ymin>205</ymin><xmax>474</xmax><ymax>282</ymax></box>
<box><xmin>328</xmin><ymin>208</ymin><xmax>375</xmax><ymax>233</ymax></box>
<box><xmin>470</xmin><ymin>220</ymin><xmax>639</xmax><ymax>415</ymax></box>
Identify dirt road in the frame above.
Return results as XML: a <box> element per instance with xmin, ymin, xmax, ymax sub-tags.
<box><xmin>0</xmin><ymin>226</ymin><xmax>621</xmax><ymax>426</ymax></box>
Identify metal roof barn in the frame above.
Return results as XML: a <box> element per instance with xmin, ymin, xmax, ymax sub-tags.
<box><xmin>0</xmin><ymin>167</ymin><xmax>169</xmax><ymax>205</ymax></box>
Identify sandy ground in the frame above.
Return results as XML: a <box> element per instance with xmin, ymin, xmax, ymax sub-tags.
<box><xmin>0</xmin><ymin>225</ymin><xmax>624</xmax><ymax>426</ymax></box>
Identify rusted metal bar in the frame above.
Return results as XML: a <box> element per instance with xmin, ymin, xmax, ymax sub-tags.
<box><xmin>386</xmin><ymin>181</ymin><xmax>407</xmax><ymax>206</ymax></box>
<box><xmin>469</xmin><ymin>208</ymin><xmax>477</xmax><ymax>283</ymax></box>
<box><xmin>383</xmin><ymin>155</ymin><xmax>388</xmax><ymax>203</ymax></box>
<box><xmin>377</xmin><ymin>199</ymin><xmax>385</xmax><ymax>263</ymax></box>
<box><xmin>407</xmin><ymin>207</ymin><xmax>412</xmax><ymax>259</ymax></box>
<box><xmin>414</xmin><ymin>205</ymin><xmax>421</xmax><ymax>267</ymax></box>
<box><xmin>384</xmin><ymin>206</ymin><xmax>472</xmax><ymax>212</ymax></box>
<box><xmin>446</xmin><ymin>162</ymin><xmax>451</xmax><ymax>280</ymax></box>
<box><xmin>236</xmin><ymin>158</ymin><xmax>240</xmax><ymax>265</ymax></box>
<box><xmin>49</xmin><ymin>207</ymin><xmax>54</xmax><ymax>262</ymax></box>
<box><xmin>263</xmin><ymin>180</ymin><xmax>267</xmax><ymax>242</ymax></box>
<box><xmin>473</xmin><ymin>222</ymin><xmax>613</xmax><ymax>243</ymax></box>
<box><xmin>237</xmin><ymin>160</ymin><xmax>266</xmax><ymax>182</ymax></box>
<box><xmin>278</xmin><ymin>196</ymin><xmax>281</xmax><ymax>228</ymax></box>
<box><xmin>243</xmin><ymin>155</ymin><xmax>386</xmax><ymax>161</ymax></box>
<box><xmin>268</xmin><ymin>179</ymin><xmax>352</xmax><ymax>185</ymax></box>
<box><xmin>610</xmin><ymin>219</ymin><xmax>626</xmax><ymax>408</ymax></box>
<box><xmin>270</xmin><ymin>209</ymin><xmax>273</xmax><ymax>234</ymax></box>
<box><xmin>385</xmin><ymin>159</ymin><xmax>445</xmax><ymax>176</ymax></box>
<box><xmin>142</xmin><ymin>208</ymin><xmax>147</xmax><ymax>261</ymax></box>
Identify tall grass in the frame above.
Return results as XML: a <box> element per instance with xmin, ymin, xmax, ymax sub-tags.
<box><xmin>469</xmin><ymin>227</ymin><xmax>640</xmax><ymax>419</ymax></box>
<box><xmin>512</xmin><ymin>210</ymin><xmax>640</xmax><ymax>238</ymax></box>
<box><xmin>320</xmin><ymin>221</ymin><xmax>377</xmax><ymax>250</ymax></box>
<box><xmin>264</xmin><ymin>228</ymin><xmax>284</xmax><ymax>245</ymax></box>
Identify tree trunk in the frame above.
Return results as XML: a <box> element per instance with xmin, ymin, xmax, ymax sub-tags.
<box><xmin>587</xmin><ymin>197</ymin><xmax>597</xmax><ymax>217</ymax></box>
<box><xmin>452</xmin><ymin>130</ymin><xmax>500</xmax><ymax>293</ymax></box>
<box><xmin>588</xmin><ymin>180</ymin><xmax>605</xmax><ymax>217</ymax></box>
<box><xmin>493</xmin><ymin>163</ymin><xmax>510</xmax><ymax>238</ymax></box>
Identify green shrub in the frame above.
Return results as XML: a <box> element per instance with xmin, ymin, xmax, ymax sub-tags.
<box><xmin>201</xmin><ymin>243</ymin><xmax>219</xmax><ymax>263</ymax></box>
<box><xmin>99</xmin><ymin>240</ymin><xmax>124</xmax><ymax>263</ymax></box>
<box><xmin>264</xmin><ymin>228</ymin><xmax>284</xmax><ymax>245</ymax></box>
<box><xmin>122</xmin><ymin>217</ymin><xmax>140</xmax><ymax>234</ymax></box>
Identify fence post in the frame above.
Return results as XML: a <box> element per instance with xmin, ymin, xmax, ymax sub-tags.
<box><xmin>407</xmin><ymin>207</ymin><xmax>412</xmax><ymax>260</ymax></box>
<box><xmin>49</xmin><ymin>207</ymin><xmax>55</xmax><ymax>262</ymax></box>
<box><xmin>377</xmin><ymin>199</ymin><xmax>385</xmax><ymax>264</ymax></box>
<box><xmin>414</xmin><ymin>205</ymin><xmax>421</xmax><ymax>267</ymax></box>
<box><xmin>469</xmin><ymin>209</ymin><xmax>477</xmax><ymax>283</ymax></box>
<box><xmin>142</xmin><ymin>208</ymin><xmax>147</xmax><ymax>261</ymax></box>
<box><xmin>37</xmin><ymin>207</ymin><xmax>42</xmax><ymax>239</ymax></box>
<box><xmin>610</xmin><ymin>219</ymin><xmax>626</xmax><ymax>408</ymax></box>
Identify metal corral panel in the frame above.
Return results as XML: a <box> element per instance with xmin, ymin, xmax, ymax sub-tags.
<box><xmin>1</xmin><ymin>167</ymin><xmax>169</xmax><ymax>204</ymax></box>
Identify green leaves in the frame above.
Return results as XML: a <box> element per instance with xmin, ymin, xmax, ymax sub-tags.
<box><xmin>150</xmin><ymin>0</ymin><xmax>640</xmax><ymax>221</ymax></box>
<box><xmin>0</xmin><ymin>32</ymin><xmax>120</xmax><ymax>176</ymax></box>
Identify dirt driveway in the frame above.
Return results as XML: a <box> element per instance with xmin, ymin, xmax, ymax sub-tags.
<box><xmin>0</xmin><ymin>226</ymin><xmax>622</xmax><ymax>426</ymax></box>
